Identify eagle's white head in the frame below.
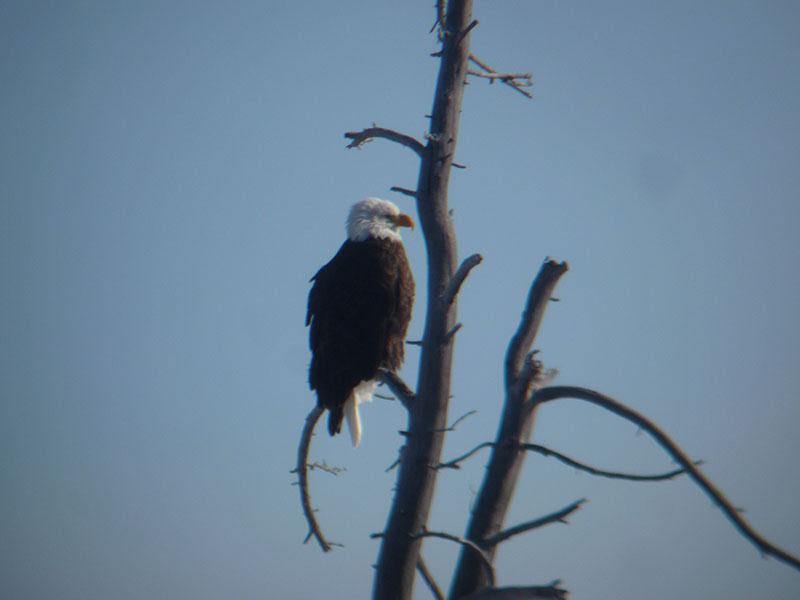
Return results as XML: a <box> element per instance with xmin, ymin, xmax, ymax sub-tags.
<box><xmin>347</xmin><ymin>197</ymin><xmax>415</xmax><ymax>243</ymax></box>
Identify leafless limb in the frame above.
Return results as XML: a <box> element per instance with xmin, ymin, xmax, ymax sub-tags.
<box><xmin>457</xmin><ymin>19</ymin><xmax>479</xmax><ymax>47</ymax></box>
<box><xmin>441</xmin><ymin>253</ymin><xmax>483</xmax><ymax>309</ymax></box>
<box><xmin>444</xmin><ymin>322</ymin><xmax>463</xmax><ymax>342</ymax></box>
<box><xmin>417</xmin><ymin>555</ymin><xmax>445</xmax><ymax>600</ymax></box>
<box><xmin>460</xmin><ymin>582</ymin><xmax>568</xmax><ymax>600</ymax></box>
<box><xmin>391</xmin><ymin>186</ymin><xmax>418</xmax><ymax>198</ymax></box>
<box><xmin>447</xmin><ymin>409</ymin><xmax>478</xmax><ymax>431</ymax></box>
<box><xmin>411</xmin><ymin>529</ymin><xmax>496</xmax><ymax>588</ymax></box>
<box><xmin>483</xmin><ymin>498</ymin><xmax>586</xmax><ymax>547</ymax></box>
<box><xmin>377</xmin><ymin>369</ymin><xmax>415</xmax><ymax>409</ymax></box>
<box><xmin>520</xmin><ymin>443</ymin><xmax>702</xmax><ymax>482</ymax></box>
<box><xmin>306</xmin><ymin>460</ymin><xmax>346</xmax><ymax>476</ymax></box>
<box><xmin>505</xmin><ymin>260</ymin><xmax>569</xmax><ymax>391</ymax></box>
<box><xmin>294</xmin><ymin>405</ymin><xmax>336</xmax><ymax>552</ymax></box>
<box><xmin>345</xmin><ymin>127</ymin><xmax>425</xmax><ymax>156</ymax></box>
<box><xmin>469</xmin><ymin>54</ymin><xmax>534</xmax><ymax>99</ymax></box>
<box><xmin>534</xmin><ymin>386</ymin><xmax>800</xmax><ymax>572</ymax></box>
<box><xmin>436</xmin><ymin>441</ymin><xmax>493</xmax><ymax>470</ymax></box>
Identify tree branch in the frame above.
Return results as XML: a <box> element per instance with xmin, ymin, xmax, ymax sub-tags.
<box><xmin>377</xmin><ymin>369</ymin><xmax>416</xmax><ymax>409</ymax></box>
<box><xmin>436</xmin><ymin>441</ymin><xmax>494</xmax><ymax>470</ymax></box>
<box><xmin>345</xmin><ymin>127</ymin><xmax>425</xmax><ymax>157</ymax></box>
<box><xmin>468</xmin><ymin>54</ymin><xmax>534</xmax><ymax>99</ymax></box>
<box><xmin>504</xmin><ymin>260</ymin><xmax>568</xmax><ymax>391</ymax></box>
<box><xmin>441</xmin><ymin>253</ymin><xmax>483</xmax><ymax>309</ymax></box>
<box><xmin>412</xmin><ymin>530</ymin><xmax>495</xmax><ymax>588</ymax></box>
<box><xmin>483</xmin><ymin>499</ymin><xmax>586</xmax><ymax>547</ymax></box>
<box><xmin>417</xmin><ymin>555</ymin><xmax>445</xmax><ymax>600</ymax></box>
<box><xmin>391</xmin><ymin>186</ymin><xmax>418</xmax><ymax>198</ymax></box>
<box><xmin>534</xmin><ymin>386</ymin><xmax>800</xmax><ymax>572</ymax></box>
<box><xmin>293</xmin><ymin>405</ymin><xmax>337</xmax><ymax>552</ymax></box>
<box><xmin>520</xmin><ymin>443</ymin><xmax>701</xmax><ymax>482</ymax></box>
<box><xmin>459</xmin><ymin>583</ymin><xmax>568</xmax><ymax>600</ymax></box>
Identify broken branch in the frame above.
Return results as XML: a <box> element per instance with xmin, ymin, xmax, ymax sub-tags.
<box><xmin>344</xmin><ymin>127</ymin><xmax>425</xmax><ymax>157</ymax></box>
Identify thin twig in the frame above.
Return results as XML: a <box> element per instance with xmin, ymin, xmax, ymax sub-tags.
<box><xmin>457</xmin><ymin>19</ymin><xmax>479</xmax><ymax>47</ymax></box>
<box><xmin>444</xmin><ymin>322</ymin><xmax>463</xmax><ymax>342</ymax></box>
<box><xmin>468</xmin><ymin>70</ymin><xmax>534</xmax><ymax>91</ymax></box>
<box><xmin>377</xmin><ymin>369</ymin><xmax>415</xmax><ymax>409</ymax></box>
<box><xmin>412</xmin><ymin>529</ymin><xmax>495</xmax><ymax>588</ymax></box>
<box><xmin>469</xmin><ymin>54</ymin><xmax>534</xmax><ymax>99</ymax></box>
<box><xmin>294</xmin><ymin>405</ymin><xmax>335</xmax><ymax>552</ymax></box>
<box><xmin>344</xmin><ymin>127</ymin><xmax>425</xmax><ymax>156</ymax></box>
<box><xmin>417</xmin><ymin>555</ymin><xmax>445</xmax><ymax>600</ymax></box>
<box><xmin>306</xmin><ymin>460</ymin><xmax>346</xmax><ymax>476</ymax></box>
<box><xmin>441</xmin><ymin>253</ymin><xmax>483</xmax><ymax>309</ymax></box>
<box><xmin>436</xmin><ymin>441</ymin><xmax>494</xmax><ymax>470</ymax></box>
<box><xmin>390</xmin><ymin>186</ymin><xmax>418</xmax><ymax>198</ymax></box>
<box><xmin>483</xmin><ymin>499</ymin><xmax>587</xmax><ymax>547</ymax></box>
<box><xmin>534</xmin><ymin>386</ymin><xmax>800</xmax><ymax>572</ymax></box>
<box><xmin>520</xmin><ymin>443</ymin><xmax>702</xmax><ymax>482</ymax></box>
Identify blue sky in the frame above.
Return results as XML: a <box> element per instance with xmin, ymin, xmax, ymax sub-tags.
<box><xmin>2</xmin><ymin>1</ymin><xmax>799</xmax><ymax>599</ymax></box>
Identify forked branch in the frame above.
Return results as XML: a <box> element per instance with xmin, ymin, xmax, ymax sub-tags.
<box><xmin>534</xmin><ymin>386</ymin><xmax>800</xmax><ymax>572</ymax></box>
<box><xmin>469</xmin><ymin>54</ymin><xmax>534</xmax><ymax>99</ymax></box>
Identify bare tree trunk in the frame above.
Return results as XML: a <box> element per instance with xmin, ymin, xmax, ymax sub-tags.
<box><xmin>372</xmin><ymin>1</ymin><xmax>474</xmax><ymax>598</ymax></box>
<box><xmin>449</xmin><ymin>262</ymin><xmax>568</xmax><ymax>599</ymax></box>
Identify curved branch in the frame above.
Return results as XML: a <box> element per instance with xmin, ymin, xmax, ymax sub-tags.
<box><xmin>534</xmin><ymin>386</ymin><xmax>800</xmax><ymax>572</ymax></box>
<box><xmin>441</xmin><ymin>253</ymin><xmax>483</xmax><ymax>309</ymax></box>
<box><xmin>483</xmin><ymin>498</ymin><xmax>586</xmax><ymax>547</ymax></box>
<box><xmin>294</xmin><ymin>405</ymin><xmax>335</xmax><ymax>552</ymax></box>
<box><xmin>435</xmin><ymin>441</ymin><xmax>493</xmax><ymax>470</ymax></box>
<box><xmin>412</xmin><ymin>530</ymin><xmax>495</xmax><ymax>588</ymax></box>
<box><xmin>377</xmin><ymin>369</ymin><xmax>415</xmax><ymax>409</ymax></box>
<box><xmin>520</xmin><ymin>443</ymin><xmax>701</xmax><ymax>482</ymax></box>
<box><xmin>344</xmin><ymin>127</ymin><xmax>425</xmax><ymax>157</ymax></box>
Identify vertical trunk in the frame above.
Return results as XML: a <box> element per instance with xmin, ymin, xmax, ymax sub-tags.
<box><xmin>372</xmin><ymin>1</ymin><xmax>474</xmax><ymax>598</ymax></box>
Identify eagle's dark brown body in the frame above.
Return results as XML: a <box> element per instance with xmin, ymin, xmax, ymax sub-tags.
<box><xmin>306</xmin><ymin>237</ymin><xmax>414</xmax><ymax>436</ymax></box>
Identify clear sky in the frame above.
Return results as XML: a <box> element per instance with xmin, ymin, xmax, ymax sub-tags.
<box><xmin>2</xmin><ymin>1</ymin><xmax>799</xmax><ymax>599</ymax></box>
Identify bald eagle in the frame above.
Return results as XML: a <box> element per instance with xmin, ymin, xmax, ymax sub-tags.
<box><xmin>306</xmin><ymin>198</ymin><xmax>415</xmax><ymax>447</ymax></box>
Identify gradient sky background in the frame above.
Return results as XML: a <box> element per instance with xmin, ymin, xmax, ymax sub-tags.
<box><xmin>2</xmin><ymin>1</ymin><xmax>799</xmax><ymax>599</ymax></box>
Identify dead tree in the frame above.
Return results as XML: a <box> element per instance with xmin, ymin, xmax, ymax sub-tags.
<box><xmin>296</xmin><ymin>2</ymin><xmax>800</xmax><ymax>599</ymax></box>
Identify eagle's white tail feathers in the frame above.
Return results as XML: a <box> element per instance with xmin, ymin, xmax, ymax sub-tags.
<box><xmin>344</xmin><ymin>380</ymin><xmax>377</xmax><ymax>448</ymax></box>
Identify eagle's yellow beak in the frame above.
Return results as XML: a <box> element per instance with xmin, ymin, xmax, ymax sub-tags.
<box><xmin>393</xmin><ymin>213</ymin><xmax>415</xmax><ymax>230</ymax></box>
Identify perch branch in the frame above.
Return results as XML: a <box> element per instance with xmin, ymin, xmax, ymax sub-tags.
<box><xmin>520</xmin><ymin>443</ymin><xmax>701</xmax><ymax>482</ymax></box>
<box><xmin>534</xmin><ymin>386</ymin><xmax>800</xmax><ymax>572</ymax></box>
<box><xmin>377</xmin><ymin>369</ymin><xmax>415</xmax><ymax>409</ymax></box>
<box><xmin>294</xmin><ymin>405</ymin><xmax>336</xmax><ymax>552</ymax></box>
<box><xmin>441</xmin><ymin>253</ymin><xmax>484</xmax><ymax>309</ymax></box>
<box><xmin>469</xmin><ymin>54</ymin><xmax>533</xmax><ymax>99</ymax></box>
<box><xmin>417</xmin><ymin>555</ymin><xmax>445</xmax><ymax>600</ymax></box>
<box><xmin>345</xmin><ymin>127</ymin><xmax>425</xmax><ymax>157</ymax></box>
<box><xmin>483</xmin><ymin>498</ymin><xmax>586</xmax><ymax>547</ymax></box>
<box><xmin>412</xmin><ymin>529</ymin><xmax>495</xmax><ymax>588</ymax></box>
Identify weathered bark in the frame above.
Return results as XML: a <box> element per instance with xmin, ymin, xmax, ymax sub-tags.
<box><xmin>449</xmin><ymin>261</ymin><xmax>568</xmax><ymax>599</ymax></box>
<box><xmin>372</xmin><ymin>1</ymin><xmax>474</xmax><ymax>598</ymax></box>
